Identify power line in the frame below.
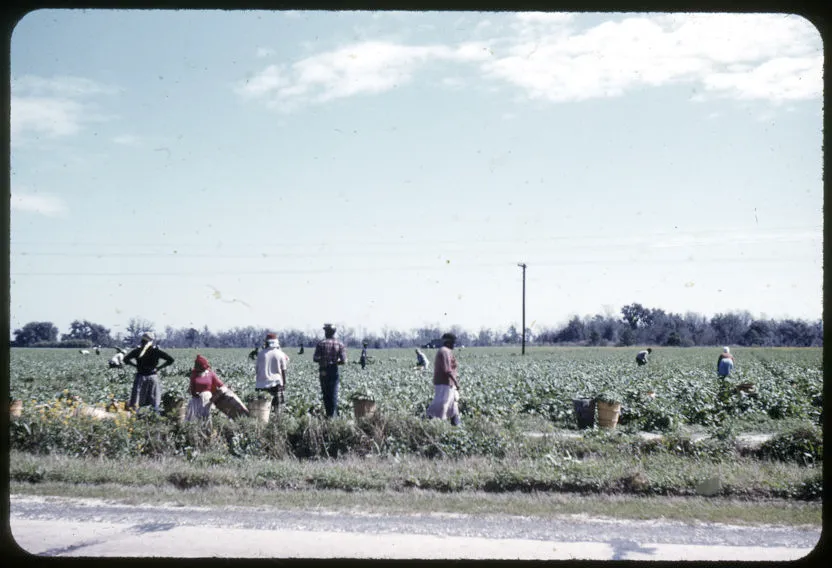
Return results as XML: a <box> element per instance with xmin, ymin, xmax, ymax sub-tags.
<box><xmin>8</xmin><ymin>255</ymin><xmax>819</xmax><ymax>276</ymax></box>
<box><xmin>9</xmin><ymin>225</ymin><xmax>821</xmax><ymax>249</ymax></box>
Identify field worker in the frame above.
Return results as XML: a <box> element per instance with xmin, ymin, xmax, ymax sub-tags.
<box><xmin>360</xmin><ymin>341</ymin><xmax>369</xmax><ymax>369</ymax></box>
<box><xmin>635</xmin><ymin>348</ymin><xmax>652</xmax><ymax>366</ymax></box>
<box><xmin>186</xmin><ymin>354</ymin><xmax>225</xmax><ymax>422</ymax></box>
<box><xmin>298</xmin><ymin>344</ymin><xmax>305</xmax><ymax>355</ymax></box>
<box><xmin>313</xmin><ymin>323</ymin><xmax>347</xmax><ymax>418</ymax></box>
<box><xmin>248</xmin><ymin>336</ymin><xmax>269</xmax><ymax>361</ymax></box>
<box><xmin>255</xmin><ymin>333</ymin><xmax>289</xmax><ymax>412</ymax></box>
<box><xmin>123</xmin><ymin>332</ymin><xmax>175</xmax><ymax>413</ymax></box>
<box><xmin>415</xmin><ymin>348</ymin><xmax>429</xmax><ymax>370</ymax></box>
<box><xmin>718</xmin><ymin>347</ymin><xmax>735</xmax><ymax>378</ymax></box>
<box><xmin>427</xmin><ymin>333</ymin><xmax>461</xmax><ymax>426</ymax></box>
<box><xmin>95</xmin><ymin>345</ymin><xmax>101</xmax><ymax>355</ymax></box>
<box><xmin>108</xmin><ymin>348</ymin><xmax>126</xmax><ymax>369</ymax></box>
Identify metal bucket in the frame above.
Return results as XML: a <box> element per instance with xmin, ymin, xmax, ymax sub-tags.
<box><xmin>572</xmin><ymin>398</ymin><xmax>596</xmax><ymax>429</ymax></box>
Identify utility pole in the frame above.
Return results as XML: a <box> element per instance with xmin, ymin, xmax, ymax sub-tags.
<box><xmin>517</xmin><ymin>262</ymin><xmax>527</xmax><ymax>355</ymax></box>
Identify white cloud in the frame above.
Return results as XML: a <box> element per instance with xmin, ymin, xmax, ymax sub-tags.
<box><xmin>11</xmin><ymin>75</ymin><xmax>119</xmax><ymax>142</ymax></box>
<box><xmin>11</xmin><ymin>193</ymin><xmax>67</xmax><ymax>217</ymax></box>
<box><xmin>238</xmin><ymin>13</ymin><xmax>822</xmax><ymax>111</ymax></box>
<box><xmin>483</xmin><ymin>13</ymin><xmax>822</xmax><ymax>104</ymax></box>
<box><xmin>239</xmin><ymin>41</ymin><xmax>491</xmax><ymax>108</ymax></box>
<box><xmin>236</xmin><ymin>65</ymin><xmax>288</xmax><ymax>98</ymax></box>
<box><xmin>11</xmin><ymin>96</ymin><xmax>85</xmax><ymax>138</ymax></box>
<box><xmin>12</xmin><ymin>75</ymin><xmax>120</xmax><ymax>98</ymax></box>
<box><xmin>702</xmin><ymin>55</ymin><xmax>823</xmax><ymax>102</ymax></box>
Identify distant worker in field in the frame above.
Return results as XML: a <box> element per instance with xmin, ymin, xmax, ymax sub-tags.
<box><xmin>94</xmin><ymin>345</ymin><xmax>101</xmax><ymax>355</ymax></box>
<box><xmin>255</xmin><ymin>333</ymin><xmax>289</xmax><ymax>413</ymax></box>
<box><xmin>298</xmin><ymin>344</ymin><xmax>305</xmax><ymax>355</ymax></box>
<box><xmin>635</xmin><ymin>348</ymin><xmax>652</xmax><ymax>366</ymax></box>
<box><xmin>360</xmin><ymin>341</ymin><xmax>369</xmax><ymax>370</ymax></box>
<box><xmin>415</xmin><ymin>348</ymin><xmax>429</xmax><ymax>370</ymax></box>
<box><xmin>313</xmin><ymin>323</ymin><xmax>347</xmax><ymax>418</ymax></box>
<box><xmin>717</xmin><ymin>346</ymin><xmax>735</xmax><ymax>378</ymax></box>
<box><xmin>108</xmin><ymin>348</ymin><xmax>127</xmax><ymax>369</ymax></box>
<box><xmin>427</xmin><ymin>333</ymin><xmax>461</xmax><ymax>426</ymax></box>
<box><xmin>186</xmin><ymin>354</ymin><xmax>225</xmax><ymax>422</ymax></box>
<box><xmin>123</xmin><ymin>332</ymin><xmax>175</xmax><ymax>413</ymax></box>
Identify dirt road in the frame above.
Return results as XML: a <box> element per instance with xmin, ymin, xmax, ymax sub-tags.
<box><xmin>7</xmin><ymin>495</ymin><xmax>821</xmax><ymax>560</ymax></box>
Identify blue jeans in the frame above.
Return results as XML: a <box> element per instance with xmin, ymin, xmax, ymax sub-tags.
<box><xmin>319</xmin><ymin>365</ymin><xmax>340</xmax><ymax>417</ymax></box>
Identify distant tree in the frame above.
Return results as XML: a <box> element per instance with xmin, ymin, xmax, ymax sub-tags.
<box><xmin>683</xmin><ymin>312</ymin><xmax>714</xmax><ymax>345</ymax></box>
<box><xmin>618</xmin><ymin>327</ymin><xmax>636</xmax><ymax>346</ymax></box>
<box><xmin>476</xmin><ymin>328</ymin><xmax>494</xmax><ymax>347</ymax></box>
<box><xmin>621</xmin><ymin>303</ymin><xmax>652</xmax><ymax>330</ymax></box>
<box><xmin>125</xmin><ymin>317</ymin><xmax>155</xmax><ymax>347</ymax></box>
<box><xmin>555</xmin><ymin>316</ymin><xmax>585</xmax><ymax>343</ymax></box>
<box><xmin>775</xmin><ymin>319</ymin><xmax>819</xmax><ymax>347</ymax></box>
<box><xmin>665</xmin><ymin>331</ymin><xmax>682</xmax><ymax>346</ymax></box>
<box><xmin>710</xmin><ymin>312</ymin><xmax>751</xmax><ymax>345</ymax></box>
<box><xmin>742</xmin><ymin>320</ymin><xmax>774</xmax><ymax>346</ymax></box>
<box><xmin>502</xmin><ymin>325</ymin><xmax>520</xmax><ymax>344</ymax></box>
<box><xmin>201</xmin><ymin>325</ymin><xmax>215</xmax><ymax>348</ymax></box>
<box><xmin>186</xmin><ymin>328</ymin><xmax>200</xmax><ymax>348</ymax></box>
<box><xmin>12</xmin><ymin>321</ymin><xmax>59</xmax><ymax>347</ymax></box>
<box><xmin>61</xmin><ymin>319</ymin><xmax>113</xmax><ymax>346</ymax></box>
<box><xmin>588</xmin><ymin>330</ymin><xmax>602</xmax><ymax>346</ymax></box>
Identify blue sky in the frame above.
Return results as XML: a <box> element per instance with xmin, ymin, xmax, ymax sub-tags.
<box><xmin>8</xmin><ymin>10</ymin><xmax>824</xmax><ymax>339</ymax></box>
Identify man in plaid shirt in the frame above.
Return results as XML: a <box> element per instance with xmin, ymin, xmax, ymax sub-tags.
<box><xmin>313</xmin><ymin>323</ymin><xmax>347</xmax><ymax>417</ymax></box>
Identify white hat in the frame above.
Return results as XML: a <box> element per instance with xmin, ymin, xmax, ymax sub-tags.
<box><xmin>723</xmin><ymin>346</ymin><xmax>730</xmax><ymax>353</ymax></box>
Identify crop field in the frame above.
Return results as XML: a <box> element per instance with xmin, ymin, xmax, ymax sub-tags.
<box><xmin>9</xmin><ymin>346</ymin><xmax>824</xmax><ymax>505</ymax></box>
<box><xmin>9</xmin><ymin>346</ymin><xmax>823</xmax><ymax>432</ymax></box>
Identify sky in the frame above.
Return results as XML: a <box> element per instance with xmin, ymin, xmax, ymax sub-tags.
<box><xmin>7</xmin><ymin>9</ymin><xmax>824</xmax><ymax>339</ymax></box>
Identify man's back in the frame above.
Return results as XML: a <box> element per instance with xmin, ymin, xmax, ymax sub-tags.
<box><xmin>256</xmin><ymin>347</ymin><xmax>286</xmax><ymax>387</ymax></box>
<box><xmin>314</xmin><ymin>337</ymin><xmax>346</xmax><ymax>366</ymax></box>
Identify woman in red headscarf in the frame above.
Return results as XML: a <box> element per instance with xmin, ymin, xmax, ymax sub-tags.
<box><xmin>185</xmin><ymin>354</ymin><xmax>225</xmax><ymax>422</ymax></box>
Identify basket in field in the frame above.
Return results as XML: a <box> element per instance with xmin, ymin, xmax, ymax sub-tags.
<box><xmin>74</xmin><ymin>405</ymin><xmax>117</xmax><ymax>420</ymax></box>
<box><xmin>247</xmin><ymin>398</ymin><xmax>272</xmax><ymax>423</ymax></box>
<box><xmin>212</xmin><ymin>388</ymin><xmax>250</xmax><ymax>419</ymax></box>
<box><xmin>596</xmin><ymin>401</ymin><xmax>621</xmax><ymax>429</ymax></box>
<box><xmin>352</xmin><ymin>398</ymin><xmax>376</xmax><ymax>419</ymax></box>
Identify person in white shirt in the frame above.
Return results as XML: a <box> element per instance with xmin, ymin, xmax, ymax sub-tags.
<box><xmin>255</xmin><ymin>333</ymin><xmax>289</xmax><ymax>412</ymax></box>
<box><xmin>415</xmin><ymin>349</ymin><xmax>430</xmax><ymax>370</ymax></box>
<box><xmin>108</xmin><ymin>348</ymin><xmax>126</xmax><ymax>368</ymax></box>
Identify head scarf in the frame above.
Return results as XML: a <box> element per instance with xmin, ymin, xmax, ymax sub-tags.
<box><xmin>190</xmin><ymin>354</ymin><xmax>211</xmax><ymax>380</ymax></box>
<box><xmin>139</xmin><ymin>332</ymin><xmax>155</xmax><ymax>358</ymax></box>
<box><xmin>723</xmin><ymin>346</ymin><xmax>730</xmax><ymax>354</ymax></box>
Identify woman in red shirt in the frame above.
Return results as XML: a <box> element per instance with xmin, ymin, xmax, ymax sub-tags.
<box><xmin>185</xmin><ymin>355</ymin><xmax>225</xmax><ymax>422</ymax></box>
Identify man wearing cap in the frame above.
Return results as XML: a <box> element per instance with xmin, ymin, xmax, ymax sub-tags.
<box><xmin>255</xmin><ymin>333</ymin><xmax>289</xmax><ymax>412</ymax></box>
<box><xmin>427</xmin><ymin>333</ymin><xmax>461</xmax><ymax>426</ymax></box>
<box><xmin>313</xmin><ymin>323</ymin><xmax>347</xmax><ymax>417</ymax></box>
<box><xmin>123</xmin><ymin>332</ymin><xmax>175</xmax><ymax>413</ymax></box>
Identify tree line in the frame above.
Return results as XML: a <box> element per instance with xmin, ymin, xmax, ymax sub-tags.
<box><xmin>10</xmin><ymin>303</ymin><xmax>822</xmax><ymax>349</ymax></box>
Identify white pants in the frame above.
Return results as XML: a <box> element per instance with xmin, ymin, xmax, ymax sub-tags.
<box><xmin>426</xmin><ymin>384</ymin><xmax>459</xmax><ymax>421</ymax></box>
<box><xmin>185</xmin><ymin>391</ymin><xmax>213</xmax><ymax>421</ymax></box>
